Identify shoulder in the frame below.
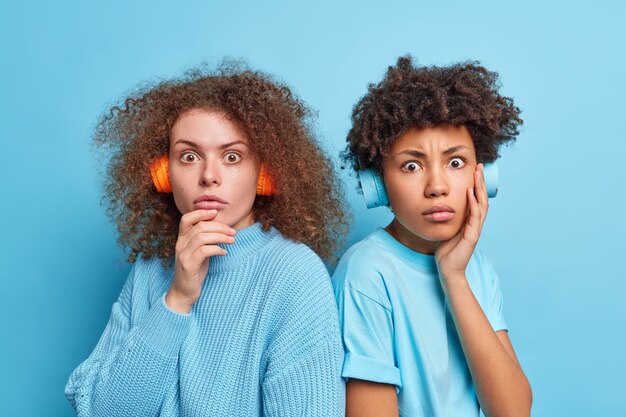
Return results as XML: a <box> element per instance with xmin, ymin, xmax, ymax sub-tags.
<box><xmin>131</xmin><ymin>255</ymin><xmax>174</xmax><ymax>279</ymax></box>
<box><xmin>467</xmin><ymin>248</ymin><xmax>497</xmax><ymax>279</ymax></box>
<box><xmin>467</xmin><ymin>247</ymin><xmax>501</xmax><ymax>294</ymax></box>
<box><xmin>266</xmin><ymin>231</ymin><xmax>328</xmax><ymax>272</ymax></box>
<box><xmin>332</xmin><ymin>230</ymin><xmax>392</xmax><ymax>306</ymax></box>
<box><xmin>261</xmin><ymin>231</ymin><xmax>339</xmax><ymax>326</ymax></box>
<box><xmin>262</xmin><ymin>229</ymin><xmax>331</xmax><ymax>289</ymax></box>
<box><xmin>126</xmin><ymin>255</ymin><xmax>175</xmax><ymax>297</ymax></box>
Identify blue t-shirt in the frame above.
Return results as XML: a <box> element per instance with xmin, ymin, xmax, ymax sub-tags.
<box><xmin>332</xmin><ymin>228</ymin><xmax>507</xmax><ymax>417</ymax></box>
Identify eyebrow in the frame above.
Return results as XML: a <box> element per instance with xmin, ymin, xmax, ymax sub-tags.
<box><xmin>173</xmin><ymin>139</ymin><xmax>249</xmax><ymax>150</ymax></box>
<box><xmin>398</xmin><ymin>145</ymin><xmax>470</xmax><ymax>158</ymax></box>
<box><xmin>442</xmin><ymin>145</ymin><xmax>470</xmax><ymax>155</ymax></box>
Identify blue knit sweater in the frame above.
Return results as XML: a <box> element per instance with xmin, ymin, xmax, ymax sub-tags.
<box><xmin>65</xmin><ymin>223</ymin><xmax>345</xmax><ymax>416</ymax></box>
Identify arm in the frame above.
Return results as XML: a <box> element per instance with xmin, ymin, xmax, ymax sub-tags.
<box><xmin>436</xmin><ymin>164</ymin><xmax>532</xmax><ymax>417</ymax></box>
<box><xmin>66</xmin><ymin>209</ymin><xmax>234</xmax><ymax>416</ymax></box>
<box><xmin>262</xmin><ymin>339</ymin><xmax>345</xmax><ymax>416</ymax></box>
<box><xmin>442</xmin><ymin>278</ymin><xmax>531</xmax><ymax>417</ymax></box>
<box><xmin>65</xmin><ymin>266</ymin><xmax>192</xmax><ymax>417</ymax></box>
<box><xmin>346</xmin><ymin>379</ymin><xmax>398</xmax><ymax>417</ymax></box>
<box><xmin>333</xmin><ymin>257</ymin><xmax>401</xmax><ymax>417</ymax></box>
<box><xmin>66</xmin><ymin>210</ymin><xmax>233</xmax><ymax>416</ymax></box>
<box><xmin>261</xmin><ymin>255</ymin><xmax>345</xmax><ymax>417</ymax></box>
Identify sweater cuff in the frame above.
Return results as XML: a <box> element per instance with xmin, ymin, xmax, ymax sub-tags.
<box><xmin>134</xmin><ymin>293</ymin><xmax>192</xmax><ymax>357</ymax></box>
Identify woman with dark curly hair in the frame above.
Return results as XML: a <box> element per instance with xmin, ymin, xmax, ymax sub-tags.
<box><xmin>65</xmin><ymin>62</ymin><xmax>347</xmax><ymax>416</ymax></box>
<box><xmin>333</xmin><ymin>56</ymin><xmax>532</xmax><ymax>417</ymax></box>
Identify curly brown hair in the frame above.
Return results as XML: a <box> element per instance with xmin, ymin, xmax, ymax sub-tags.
<box><xmin>343</xmin><ymin>55</ymin><xmax>523</xmax><ymax>173</ymax></box>
<box><xmin>95</xmin><ymin>61</ymin><xmax>348</xmax><ymax>263</ymax></box>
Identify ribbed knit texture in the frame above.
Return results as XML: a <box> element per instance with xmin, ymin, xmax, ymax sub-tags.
<box><xmin>65</xmin><ymin>223</ymin><xmax>345</xmax><ymax>416</ymax></box>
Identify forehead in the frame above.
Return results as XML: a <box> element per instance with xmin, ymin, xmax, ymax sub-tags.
<box><xmin>170</xmin><ymin>109</ymin><xmax>249</xmax><ymax>146</ymax></box>
<box><xmin>389</xmin><ymin>125</ymin><xmax>475</xmax><ymax>154</ymax></box>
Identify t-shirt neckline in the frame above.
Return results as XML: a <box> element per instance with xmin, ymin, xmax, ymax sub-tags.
<box><xmin>373</xmin><ymin>227</ymin><xmax>438</xmax><ymax>271</ymax></box>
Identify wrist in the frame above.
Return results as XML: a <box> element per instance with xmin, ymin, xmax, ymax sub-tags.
<box><xmin>439</xmin><ymin>273</ymin><xmax>470</xmax><ymax>295</ymax></box>
<box><xmin>165</xmin><ymin>288</ymin><xmax>196</xmax><ymax>314</ymax></box>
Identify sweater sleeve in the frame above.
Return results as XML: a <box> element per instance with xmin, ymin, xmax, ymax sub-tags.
<box><xmin>65</xmin><ymin>263</ymin><xmax>192</xmax><ymax>417</ymax></box>
<box><xmin>261</xmin><ymin>252</ymin><xmax>345</xmax><ymax>417</ymax></box>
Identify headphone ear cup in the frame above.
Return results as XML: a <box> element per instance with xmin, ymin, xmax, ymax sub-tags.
<box><xmin>482</xmin><ymin>162</ymin><xmax>499</xmax><ymax>198</ymax></box>
<box><xmin>150</xmin><ymin>155</ymin><xmax>172</xmax><ymax>193</ymax></box>
<box><xmin>256</xmin><ymin>164</ymin><xmax>276</xmax><ymax>196</ymax></box>
<box><xmin>149</xmin><ymin>158</ymin><xmax>278</xmax><ymax>196</ymax></box>
<box><xmin>357</xmin><ymin>163</ymin><xmax>498</xmax><ymax>208</ymax></box>
<box><xmin>358</xmin><ymin>169</ymin><xmax>389</xmax><ymax>209</ymax></box>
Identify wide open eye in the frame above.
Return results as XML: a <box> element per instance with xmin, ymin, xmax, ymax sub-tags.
<box><xmin>224</xmin><ymin>152</ymin><xmax>242</xmax><ymax>164</ymax></box>
<box><xmin>401</xmin><ymin>161</ymin><xmax>421</xmax><ymax>172</ymax></box>
<box><xmin>180</xmin><ymin>152</ymin><xmax>199</xmax><ymax>163</ymax></box>
<box><xmin>448</xmin><ymin>157</ymin><xmax>466</xmax><ymax>169</ymax></box>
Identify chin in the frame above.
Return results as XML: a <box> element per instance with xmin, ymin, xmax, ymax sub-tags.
<box><xmin>415</xmin><ymin>223</ymin><xmax>462</xmax><ymax>242</ymax></box>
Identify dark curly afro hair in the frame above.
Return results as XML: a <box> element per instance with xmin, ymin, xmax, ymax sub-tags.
<box><xmin>95</xmin><ymin>60</ymin><xmax>348</xmax><ymax>263</ymax></box>
<box><xmin>343</xmin><ymin>55</ymin><xmax>523</xmax><ymax>174</ymax></box>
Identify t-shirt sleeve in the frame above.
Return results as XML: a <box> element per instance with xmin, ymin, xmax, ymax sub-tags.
<box><xmin>333</xmin><ymin>256</ymin><xmax>401</xmax><ymax>388</ymax></box>
<box><xmin>472</xmin><ymin>250</ymin><xmax>508</xmax><ymax>332</ymax></box>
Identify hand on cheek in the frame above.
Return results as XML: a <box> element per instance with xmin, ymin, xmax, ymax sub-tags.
<box><xmin>165</xmin><ymin>209</ymin><xmax>236</xmax><ymax>314</ymax></box>
<box><xmin>435</xmin><ymin>164</ymin><xmax>489</xmax><ymax>285</ymax></box>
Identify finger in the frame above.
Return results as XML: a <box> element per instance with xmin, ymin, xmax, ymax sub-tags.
<box><xmin>178</xmin><ymin>220</ymin><xmax>236</xmax><ymax>249</ymax></box>
<box><xmin>185</xmin><ymin>232</ymin><xmax>235</xmax><ymax>254</ymax></box>
<box><xmin>464</xmin><ymin>187</ymin><xmax>482</xmax><ymax>242</ymax></box>
<box><xmin>474</xmin><ymin>163</ymin><xmax>489</xmax><ymax>208</ymax></box>
<box><xmin>190</xmin><ymin>245</ymin><xmax>228</xmax><ymax>264</ymax></box>
<box><xmin>472</xmin><ymin>166</ymin><xmax>488</xmax><ymax>226</ymax></box>
<box><xmin>189</xmin><ymin>220</ymin><xmax>236</xmax><ymax>237</ymax></box>
<box><xmin>179</xmin><ymin>210</ymin><xmax>219</xmax><ymax>236</ymax></box>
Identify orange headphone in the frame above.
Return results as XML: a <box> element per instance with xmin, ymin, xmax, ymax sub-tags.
<box><xmin>149</xmin><ymin>155</ymin><xmax>276</xmax><ymax>196</ymax></box>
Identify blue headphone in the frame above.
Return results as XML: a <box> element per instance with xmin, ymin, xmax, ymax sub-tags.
<box><xmin>357</xmin><ymin>163</ymin><xmax>499</xmax><ymax>209</ymax></box>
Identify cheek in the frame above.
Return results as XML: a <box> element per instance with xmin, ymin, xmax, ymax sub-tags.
<box><xmin>386</xmin><ymin>183</ymin><xmax>412</xmax><ymax>215</ymax></box>
<box><xmin>170</xmin><ymin>171</ymin><xmax>189</xmax><ymax>198</ymax></box>
<box><xmin>384</xmin><ymin>172</ymin><xmax>412</xmax><ymax>201</ymax></box>
<box><xmin>230</xmin><ymin>167</ymin><xmax>260</xmax><ymax>201</ymax></box>
<box><xmin>451</xmin><ymin>174</ymin><xmax>474</xmax><ymax>211</ymax></box>
<box><xmin>171</xmin><ymin>185</ymin><xmax>192</xmax><ymax>214</ymax></box>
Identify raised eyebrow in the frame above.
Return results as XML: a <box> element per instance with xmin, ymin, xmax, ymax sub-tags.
<box><xmin>442</xmin><ymin>145</ymin><xmax>471</xmax><ymax>156</ymax></box>
<box><xmin>219</xmin><ymin>140</ymin><xmax>249</xmax><ymax>150</ymax></box>
<box><xmin>171</xmin><ymin>139</ymin><xmax>249</xmax><ymax>150</ymax></box>
<box><xmin>172</xmin><ymin>139</ymin><xmax>199</xmax><ymax>148</ymax></box>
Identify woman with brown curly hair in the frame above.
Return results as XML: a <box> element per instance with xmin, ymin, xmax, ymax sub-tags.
<box><xmin>65</xmin><ymin>62</ymin><xmax>347</xmax><ymax>416</ymax></box>
<box><xmin>333</xmin><ymin>56</ymin><xmax>532</xmax><ymax>417</ymax></box>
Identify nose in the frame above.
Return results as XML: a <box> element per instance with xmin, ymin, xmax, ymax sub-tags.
<box><xmin>199</xmin><ymin>159</ymin><xmax>221</xmax><ymax>187</ymax></box>
<box><xmin>423</xmin><ymin>167</ymin><xmax>449</xmax><ymax>198</ymax></box>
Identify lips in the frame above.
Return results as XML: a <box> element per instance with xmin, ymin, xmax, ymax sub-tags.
<box><xmin>422</xmin><ymin>205</ymin><xmax>455</xmax><ymax>222</ymax></box>
<box><xmin>194</xmin><ymin>195</ymin><xmax>227</xmax><ymax>210</ymax></box>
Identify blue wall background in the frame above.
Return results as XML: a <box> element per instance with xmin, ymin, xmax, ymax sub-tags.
<box><xmin>1</xmin><ymin>1</ymin><xmax>624</xmax><ymax>415</ymax></box>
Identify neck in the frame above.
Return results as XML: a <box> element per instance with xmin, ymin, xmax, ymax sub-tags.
<box><xmin>385</xmin><ymin>218</ymin><xmax>439</xmax><ymax>255</ymax></box>
<box><xmin>231</xmin><ymin>210</ymin><xmax>255</xmax><ymax>230</ymax></box>
<box><xmin>208</xmin><ymin>222</ymin><xmax>276</xmax><ymax>273</ymax></box>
